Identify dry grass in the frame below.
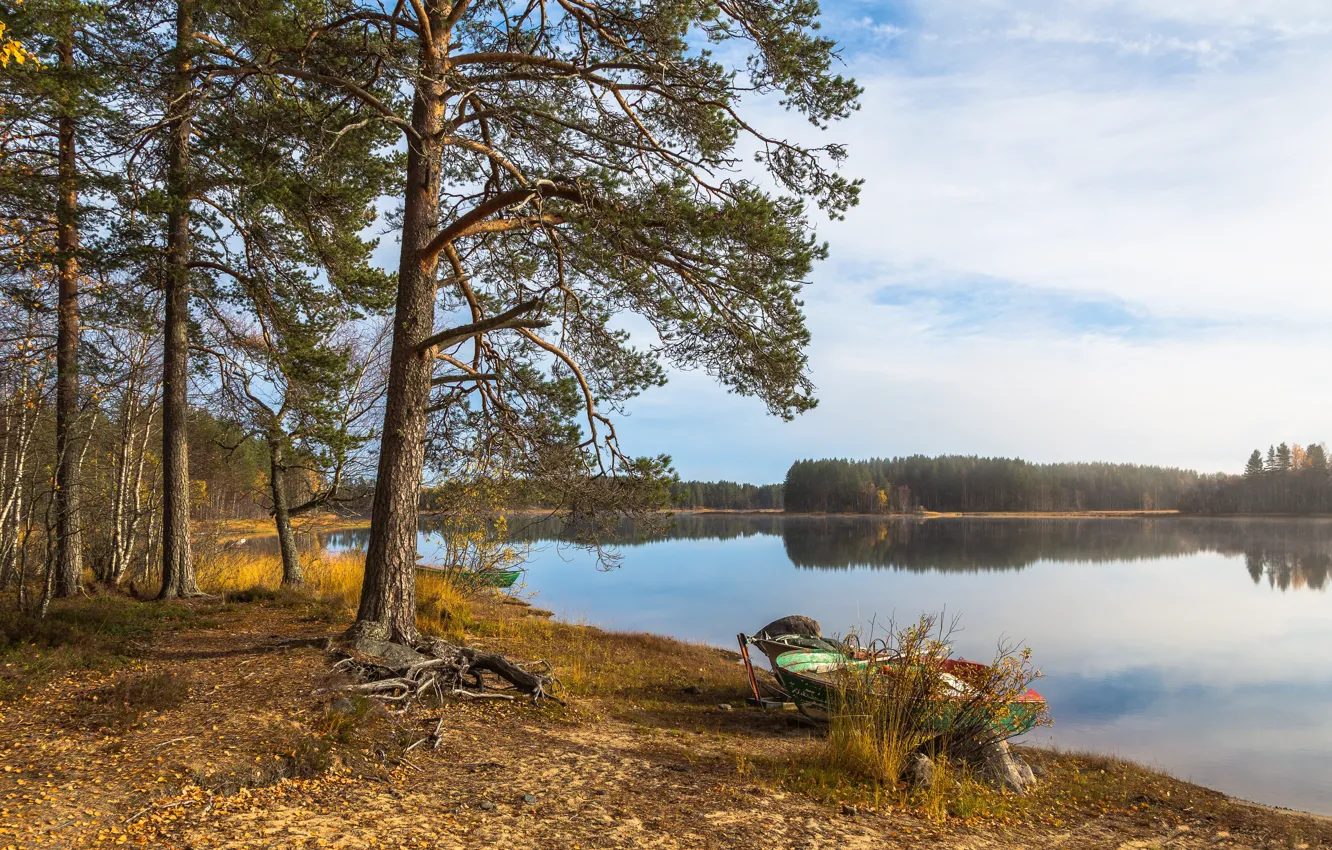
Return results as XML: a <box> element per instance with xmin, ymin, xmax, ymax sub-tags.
<box><xmin>192</xmin><ymin>547</ymin><xmax>730</xmax><ymax>699</ymax></box>
<box><xmin>767</xmin><ymin>612</ymin><xmax>1051</xmax><ymax>821</ymax></box>
<box><xmin>471</xmin><ymin>608</ymin><xmax>748</xmax><ymax>706</ymax></box>
<box><xmin>196</xmin><ymin>548</ymin><xmax>476</xmax><ymax>642</ymax></box>
<box><xmin>197</xmin><ymin>549</ymin><xmax>367</xmax><ymax>606</ymax></box>
<box><xmin>200</xmin><ymin>514</ymin><xmax>371</xmax><ymax>543</ymax></box>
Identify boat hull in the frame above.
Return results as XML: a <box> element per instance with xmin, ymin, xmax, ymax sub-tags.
<box><xmin>415</xmin><ymin>566</ymin><xmax>522</xmax><ymax>589</ymax></box>
<box><xmin>773</xmin><ymin>650</ymin><xmax>1046</xmax><ymax>735</ymax></box>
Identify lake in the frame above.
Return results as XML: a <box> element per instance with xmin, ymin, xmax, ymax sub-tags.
<box><xmin>304</xmin><ymin>514</ymin><xmax>1332</xmax><ymax>815</ymax></box>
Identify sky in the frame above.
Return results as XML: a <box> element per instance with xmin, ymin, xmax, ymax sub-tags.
<box><xmin>602</xmin><ymin>0</ymin><xmax>1332</xmax><ymax>483</ymax></box>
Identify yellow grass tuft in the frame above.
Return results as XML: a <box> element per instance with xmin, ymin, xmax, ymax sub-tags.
<box><xmin>197</xmin><ymin>549</ymin><xmax>364</xmax><ymax>606</ymax></box>
<box><xmin>196</xmin><ymin>547</ymin><xmax>474</xmax><ymax>638</ymax></box>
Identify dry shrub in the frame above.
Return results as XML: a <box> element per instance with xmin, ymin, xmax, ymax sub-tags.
<box><xmin>0</xmin><ymin>598</ymin><xmax>202</xmax><ymax>701</ymax></box>
<box><xmin>822</xmin><ymin>613</ymin><xmax>1048</xmax><ymax>792</ymax></box>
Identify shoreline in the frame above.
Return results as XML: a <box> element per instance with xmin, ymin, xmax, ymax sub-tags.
<box><xmin>5</xmin><ymin>585</ymin><xmax>1331</xmax><ymax>847</ymax></box>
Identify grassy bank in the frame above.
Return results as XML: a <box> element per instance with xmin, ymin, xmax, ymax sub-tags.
<box><xmin>2</xmin><ymin>551</ymin><xmax>1328</xmax><ymax>848</ymax></box>
<box><xmin>202</xmin><ymin>513</ymin><xmax>371</xmax><ymax>543</ymax></box>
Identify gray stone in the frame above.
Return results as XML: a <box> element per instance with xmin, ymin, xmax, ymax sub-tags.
<box><xmin>351</xmin><ymin>636</ymin><xmax>427</xmax><ymax>666</ymax></box>
<box><xmin>755</xmin><ymin>615</ymin><xmax>821</xmax><ymax>640</ymax></box>
<box><xmin>717</xmin><ymin>703</ymin><xmax>733</xmax><ymax>711</ymax></box>
<box><xmin>905</xmin><ymin>753</ymin><xmax>935</xmax><ymax>789</ymax></box>
<box><xmin>479</xmin><ymin>800</ymin><xmax>495</xmax><ymax>811</ymax></box>
<box><xmin>522</xmin><ymin>794</ymin><xmax>538</xmax><ymax>804</ymax></box>
<box><xmin>975</xmin><ymin>741</ymin><xmax>1035</xmax><ymax>795</ymax></box>
<box><xmin>1014</xmin><ymin>754</ymin><xmax>1037</xmax><ymax>788</ymax></box>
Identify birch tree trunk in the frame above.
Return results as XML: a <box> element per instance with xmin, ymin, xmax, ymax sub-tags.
<box><xmin>105</xmin><ymin>384</ymin><xmax>134</xmax><ymax>583</ymax></box>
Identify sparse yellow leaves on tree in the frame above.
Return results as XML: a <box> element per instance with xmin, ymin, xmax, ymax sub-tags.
<box><xmin>1291</xmin><ymin>444</ymin><xmax>1307</xmax><ymax>470</ymax></box>
<box><xmin>0</xmin><ymin>21</ymin><xmax>28</xmax><ymax>68</ymax></box>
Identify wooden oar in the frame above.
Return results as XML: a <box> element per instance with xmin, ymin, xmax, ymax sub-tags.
<box><xmin>737</xmin><ymin>634</ymin><xmax>763</xmax><ymax>706</ymax></box>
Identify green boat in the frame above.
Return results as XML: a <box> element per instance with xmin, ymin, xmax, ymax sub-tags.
<box><xmin>416</xmin><ymin>564</ymin><xmax>522</xmax><ymax>589</ymax></box>
<box><xmin>772</xmin><ymin>649</ymin><xmax>1046</xmax><ymax>736</ymax></box>
<box><xmin>475</xmin><ymin>569</ymin><xmax>521</xmax><ymax>589</ymax></box>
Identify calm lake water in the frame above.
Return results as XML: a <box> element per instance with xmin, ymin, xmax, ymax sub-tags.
<box><xmin>302</xmin><ymin>515</ymin><xmax>1332</xmax><ymax>815</ymax></box>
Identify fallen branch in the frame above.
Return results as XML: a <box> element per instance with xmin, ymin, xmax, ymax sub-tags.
<box><xmin>150</xmin><ymin>736</ymin><xmax>195</xmax><ymax>750</ymax></box>
<box><xmin>124</xmin><ymin>799</ymin><xmax>197</xmax><ymax>825</ymax></box>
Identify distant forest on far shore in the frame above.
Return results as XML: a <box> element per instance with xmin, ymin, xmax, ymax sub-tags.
<box><xmin>614</xmin><ymin>444</ymin><xmax>1332</xmax><ymax>516</ymax></box>
<box><xmin>783</xmin><ymin>456</ymin><xmax>1202</xmax><ymax>513</ymax></box>
<box><xmin>1180</xmin><ymin>443</ymin><xmax>1332</xmax><ymax>514</ymax></box>
<box><xmin>669</xmin><ymin>480</ymin><xmax>783</xmax><ymax>511</ymax></box>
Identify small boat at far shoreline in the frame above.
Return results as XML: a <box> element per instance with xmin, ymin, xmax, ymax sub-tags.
<box><xmin>415</xmin><ymin>563</ymin><xmax>523</xmax><ymax>589</ymax></box>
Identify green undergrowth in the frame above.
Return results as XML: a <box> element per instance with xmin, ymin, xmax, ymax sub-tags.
<box><xmin>747</xmin><ymin>745</ymin><xmax>1228</xmax><ymax>828</ymax></box>
<box><xmin>0</xmin><ymin>594</ymin><xmax>208</xmax><ymax>700</ymax></box>
<box><xmin>219</xmin><ymin>584</ymin><xmax>346</xmax><ymax>623</ymax></box>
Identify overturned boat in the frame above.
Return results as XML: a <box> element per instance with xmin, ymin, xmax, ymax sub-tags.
<box><xmin>771</xmin><ymin>648</ymin><xmax>1046</xmax><ymax>735</ymax></box>
<box><xmin>415</xmin><ymin>561</ymin><xmax>522</xmax><ymax>589</ymax></box>
<box><xmin>739</xmin><ymin>619</ymin><xmax>1046</xmax><ymax>736</ymax></box>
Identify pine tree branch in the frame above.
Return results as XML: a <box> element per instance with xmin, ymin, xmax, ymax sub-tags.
<box><xmin>416</xmin><ymin>299</ymin><xmax>548</xmax><ymax>354</ymax></box>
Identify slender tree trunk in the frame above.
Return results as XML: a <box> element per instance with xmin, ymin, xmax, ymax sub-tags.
<box><xmin>0</xmin><ymin>385</ymin><xmax>36</xmax><ymax>580</ymax></box>
<box><xmin>113</xmin><ymin>394</ymin><xmax>156</xmax><ymax>585</ymax></box>
<box><xmin>159</xmin><ymin>0</ymin><xmax>200</xmax><ymax>599</ymax></box>
<box><xmin>15</xmin><ymin>473</ymin><xmax>37</xmax><ymax>610</ymax></box>
<box><xmin>353</xmin><ymin>25</ymin><xmax>447</xmax><ymax>643</ymax></box>
<box><xmin>37</xmin><ymin>483</ymin><xmax>57</xmax><ymax>617</ymax></box>
<box><xmin>106</xmin><ymin>385</ymin><xmax>133</xmax><ymax>583</ymax></box>
<box><xmin>0</xmin><ymin>403</ymin><xmax>12</xmax><ymax>589</ymax></box>
<box><xmin>53</xmin><ymin>30</ymin><xmax>83</xmax><ymax>598</ymax></box>
<box><xmin>268</xmin><ymin>433</ymin><xmax>303</xmax><ymax>587</ymax></box>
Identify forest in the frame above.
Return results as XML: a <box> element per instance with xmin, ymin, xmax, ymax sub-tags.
<box><xmin>667</xmin><ymin>479</ymin><xmax>783</xmax><ymax>511</ymax></box>
<box><xmin>783</xmin><ymin>456</ymin><xmax>1202</xmax><ymax>513</ymax></box>
<box><xmin>1178</xmin><ymin>442</ymin><xmax>1332</xmax><ymax>514</ymax></box>
<box><xmin>0</xmin><ymin>0</ymin><xmax>858</xmax><ymax>646</ymax></box>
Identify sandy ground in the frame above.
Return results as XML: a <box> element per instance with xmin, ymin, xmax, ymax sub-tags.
<box><xmin>3</xmin><ymin>600</ymin><xmax>1330</xmax><ymax>849</ymax></box>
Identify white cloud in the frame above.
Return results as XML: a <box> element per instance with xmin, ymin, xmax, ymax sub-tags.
<box><xmin>825</xmin><ymin>51</ymin><xmax>1332</xmax><ymax>320</ymax></box>
<box><xmin>618</xmin><ymin>3</ymin><xmax>1332</xmax><ymax>482</ymax></box>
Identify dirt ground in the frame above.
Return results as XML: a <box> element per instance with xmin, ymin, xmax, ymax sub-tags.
<box><xmin>2</xmin><ymin>596</ymin><xmax>1330</xmax><ymax>850</ymax></box>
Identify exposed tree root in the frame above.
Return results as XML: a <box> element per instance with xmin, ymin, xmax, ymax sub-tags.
<box><xmin>321</xmin><ymin>634</ymin><xmax>563</xmax><ymax>751</ymax></box>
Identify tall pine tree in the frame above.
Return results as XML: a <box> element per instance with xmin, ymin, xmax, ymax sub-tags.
<box><xmin>1244</xmin><ymin>450</ymin><xmax>1265</xmax><ymax>479</ymax></box>
<box><xmin>192</xmin><ymin>0</ymin><xmax>861</xmax><ymax>642</ymax></box>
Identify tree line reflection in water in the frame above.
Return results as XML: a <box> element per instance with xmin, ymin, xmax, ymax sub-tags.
<box><xmin>288</xmin><ymin>515</ymin><xmax>1332</xmax><ymax>591</ymax></box>
<box><xmin>491</xmin><ymin>514</ymin><xmax>1332</xmax><ymax>590</ymax></box>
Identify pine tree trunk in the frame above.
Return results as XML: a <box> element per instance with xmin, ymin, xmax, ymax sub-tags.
<box><xmin>352</xmin><ymin>28</ymin><xmax>447</xmax><ymax>644</ymax></box>
<box><xmin>268</xmin><ymin>434</ymin><xmax>303</xmax><ymax>587</ymax></box>
<box><xmin>159</xmin><ymin>0</ymin><xmax>200</xmax><ymax>599</ymax></box>
<box><xmin>53</xmin><ymin>30</ymin><xmax>83</xmax><ymax>598</ymax></box>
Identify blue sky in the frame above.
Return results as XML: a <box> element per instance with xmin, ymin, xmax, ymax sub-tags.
<box><xmin>597</xmin><ymin>0</ymin><xmax>1332</xmax><ymax>483</ymax></box>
